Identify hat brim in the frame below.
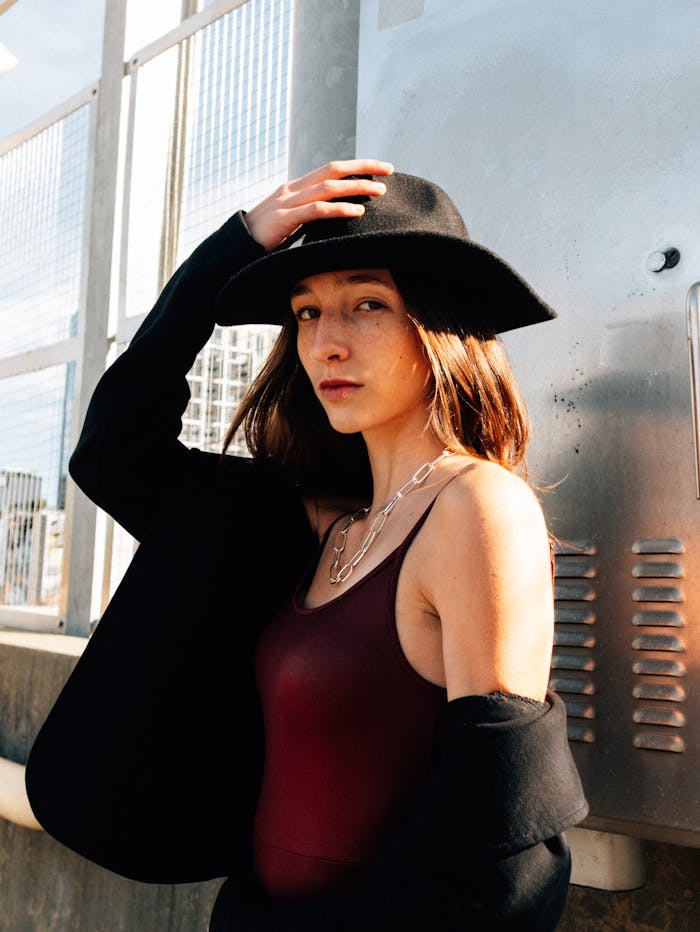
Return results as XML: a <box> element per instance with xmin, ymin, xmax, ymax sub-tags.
<box><xmin>214</xmin><ymin>231</ymin><xmax>557</xmax><ymax>334</ymax></box>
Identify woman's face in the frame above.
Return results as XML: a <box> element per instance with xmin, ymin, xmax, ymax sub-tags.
<box><xmin>291</xmin><ymin>267</ymin><xmax>433</xmax><ymax>439</ymax></box>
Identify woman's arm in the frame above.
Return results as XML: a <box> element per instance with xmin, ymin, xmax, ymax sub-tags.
<box><xmin>69</xmin><ymin>160</ymin><xmax>392</xmax><ymax>541</ymax></box>
<box><xmin>68</xmin><ymin>212</ymin><xmax>267</xmax><ymax>540</ymax></box>
<box><xmin>426</xmin><ymin>460</ymin><xmax>555</xmax><ymax>702</ymax></box>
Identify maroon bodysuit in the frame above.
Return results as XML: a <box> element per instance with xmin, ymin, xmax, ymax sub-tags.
<box><xmin>253</xmin><ymin>502</ymin><xmax>446</xmax><ymax>897</ymax></box>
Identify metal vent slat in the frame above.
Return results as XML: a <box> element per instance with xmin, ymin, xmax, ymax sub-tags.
<box><xmin>632</xmin><ymin>586</ymin><xmax>684</xmax><ymax>603</ymax></box>
<box><xmin>632</xmin><ymin>708</ymin><xmax>686</xmax><ymax>727</ymax></box>
<box><xmin>632</xmin><ymin>635</ymin><xmax>685</xmax><ymax>652</ymax></box>
<box><xmin>631</xmin><ymin>538</ymin><xmax>685</xmax><ymax>554</ymax></box>
<box><xmin>632</xmin><ymin>610</ymin><xmax>684</xmax><ymax>627</ymax></box>
<box><xmin>567</xmin><ymin>722</ymin><xmax>595</xmax><ymax>743</ymax></box>
<box><xmin>563</xmin><ymin>698</ymin><xmax>596</xmax><ymax>719</ymax></box>
<box><xmin>632</xmin><ymin>562</ymin><xmax>683</xmax><ymax>579</ymax></box>
<box><xmin>549</xmin><ymin>675</ymin><xmax>595</xmax><ymax>695</ymax></box>
<box><xmin>555</xmin><ymin>607</ymin><xmax>596</xmax><ymax>625</ymax></box>
<box><xmin>554</xmin><ymin>630</ymin><xmax>596</xmax><ymax>648</ymax></box>
<box><xmin>633</xmin><ymin>734</ymin><xmax>686</xmax><ymax>753</ymax></box>
<box><xmin>552</xmin><ymin>653</ymin><xmax>595</xmax><ymax>672</ymax></box>
<box><xmin>554</xmin><ymin>558</ymin><xmax>597</xmax><ymax>578</ymax></box>
<box><xmin>632</xmin><ymin>683</ymin><xmax>686</xmax><ymax>702</ymax></box>
<box><xmin>632</xmin><ymin>659</ymin><xmax>686</xmax><ymax>677</ymax></box>
<box><xmin>552</xmin><ymin>540</ymin><xmax>597</xmax><ymax>556</ymax></box>
<box><xmin>554</xmin><ymin>582</ymin><xmax>597</xmax><ymax>601</ymax></box>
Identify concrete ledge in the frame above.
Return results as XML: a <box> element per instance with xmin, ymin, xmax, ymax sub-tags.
<box><xmin>0</xmin><ymin>632</ymin><xmax>84</xmax><ymax>769</ymax></box>
<box><xmin>0</xmin><ymin>631</ymin><xmax>86</xmax><ymax>831</ymax></box>
<box><xmin>569</xmin><ymin>826</ymin><xmax>647</xmax><ymax>891</ymax></box>
<box><xmin>0</xmin><ymin>604</ymin><xmax>64</xmax><ymax>632</ymax></box>
<box><xmin>0</xmin><ymin>629</ymin><xmax>86</xmax><ymax>655</ymax></box>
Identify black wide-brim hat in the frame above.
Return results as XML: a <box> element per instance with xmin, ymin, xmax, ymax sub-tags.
<box><xmin>214</xmin><ymin>171</ymin><xmax>557</xmax><ymax>333</ymax></box>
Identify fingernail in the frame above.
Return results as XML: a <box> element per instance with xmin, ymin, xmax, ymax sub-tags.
<box><xmin>352</xmin><ymin>204</ymin><xmax>365</xmax><ymax>213</ymax></box>
<box><xmin>375</xmin><ymin>182</ymin><xmax>386</xmax><ymax>192</ymax></box>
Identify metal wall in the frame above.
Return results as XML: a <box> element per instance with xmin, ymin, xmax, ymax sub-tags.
<box><xmin>355</xmin><ymin>0</ymin><xmax>700</xmax><ymax>845</ymax></box>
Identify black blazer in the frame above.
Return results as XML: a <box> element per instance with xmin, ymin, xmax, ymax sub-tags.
<box><xmin>25</xmin><ymin>212</ymin><xmax>588</xmax><ymax>930</ymax></box>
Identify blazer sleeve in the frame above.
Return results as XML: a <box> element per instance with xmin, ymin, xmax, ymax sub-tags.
<box><xmin>68</xmin><ymin>211</ymin><xmax>267</xmax><ymax>541</ymax></box>
<box><xmin>209</xmin><ymin>691</ymin><xmax>589</xmax><ymax>932</ymax></box>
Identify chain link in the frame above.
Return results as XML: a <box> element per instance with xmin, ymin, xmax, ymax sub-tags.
<box><xmin>329</xmin><ymin>449</ymin><xmax>454</xmax><ymax>585</ymax></box>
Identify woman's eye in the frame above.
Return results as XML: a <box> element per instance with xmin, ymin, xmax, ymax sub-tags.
<box><xmin>357</xmin><ymin>299</ymin><xmax>385</xmax><ymax>311</ymax></box>
<box><xmin>294</xmin><ymin>306</ymin><xmax>320</xmax><ymax>321</ymax></box>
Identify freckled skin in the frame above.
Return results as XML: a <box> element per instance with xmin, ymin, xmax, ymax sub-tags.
<box><xmin>292</xmin><ymin>268</ymin><xmax>433</xmax><ymax>445</ymax></box>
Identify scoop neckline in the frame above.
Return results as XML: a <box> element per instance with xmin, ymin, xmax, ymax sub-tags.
<box><xmin>296</xmin><ymin>464</ymin><xmax>473</xmax><ymax>615</ymax></box>
<box><xmin>292</xmin><ymin>536</ymin><xmax>407</xmax><ymax>615</ymax></box>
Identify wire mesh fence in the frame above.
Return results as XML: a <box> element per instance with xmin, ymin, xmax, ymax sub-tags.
<box><xmin>120</xmin><ymin>0</ymin><xmax>290</xmax><ymax>462</ymax></box>
<box><xmin>0</xmin><ymin>97</ymin><xmax>91</xmax><ymax>616</ymax></box>
<box><xmin>1</xmin><ymin>0</ymin><xmax>292</xmax><ymax>627</ymax></box>
<box><xmin>112</xmin><ymin>0</ymin><xmax>291</xmax><ymax>593</ymax></box>
<box><xmin>0</xmin><ymin>102</ymin><xmax>90</xmax><ymax>357</ymax></box>
<box><xmin>122</xmin><ymin>0</ymin><xmax>291</xmax><ymax>318</ymax></box>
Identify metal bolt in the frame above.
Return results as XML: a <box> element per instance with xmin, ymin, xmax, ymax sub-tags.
<box><xmin>647</xmin><ymin>248</ymin><xmax>680</xmax><ymax>272</ymax></box>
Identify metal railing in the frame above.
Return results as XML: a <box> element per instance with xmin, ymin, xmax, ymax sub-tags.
<box><xmin>0</xmin><ymin>86</ymin><xmax>96</xmax><ymax>632</ymax></box>
<box><xmin>0</xmin><ymin>0</ymin><xmax>291</xmax><ymax>634</ymax></box>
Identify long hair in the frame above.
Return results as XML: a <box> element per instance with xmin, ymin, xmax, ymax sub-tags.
<box><xmin>219</xmin><ymin>266</ymin><xmax>531</xmax><ymax>500</ymax></box>
<box><xmin>392</xmin><ymin>265</ymin><xmax>530</xmax><ymax>472</ymax></box>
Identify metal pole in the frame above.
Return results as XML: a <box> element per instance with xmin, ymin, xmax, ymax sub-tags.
<box><xmin>286</xmin><ymin>0</ymin><xmax>361</xmax><ymax>177</ymax></box>
<box><xmin>61</xmin><ymin>0</ymin><xmax>128</xmax><ymax>637</ymax></box>
<box><xmin>159</xmin><ymin>32</ymin><xmax>191</xmax><ymax>289</ymax></box>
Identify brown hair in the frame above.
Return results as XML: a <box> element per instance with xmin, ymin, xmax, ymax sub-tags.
<box><xmin>392</xmin><ymin>265</ymin><xmax>530</xmax><ymax>472</ymax></box>
<box><xmin>219</xmin><ymin>267</ymin><xmax>530</xmax><ymax>499</ymax></box>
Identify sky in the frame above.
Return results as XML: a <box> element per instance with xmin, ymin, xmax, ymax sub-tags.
<box><xmin>0</xmin><ymin>0</ymin><xmax>186</xmax><ymax>140</ymax></box>
<box><xmin>0</xmin><ymin>0</ymin><xmax>105</xmax><ymax>139</ymax></box>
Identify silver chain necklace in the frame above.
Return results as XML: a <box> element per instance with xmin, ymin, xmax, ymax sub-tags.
<box><xmin>329</xmin><ymin>448</ymin><xmax>455</xmax><ymax>585</ymax></box>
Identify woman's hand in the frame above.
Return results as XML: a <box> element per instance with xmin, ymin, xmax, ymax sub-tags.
<box><xmin>245</xmin><ymin>159</ymin><xmax>393</xmax><ymax>252</ymax></box>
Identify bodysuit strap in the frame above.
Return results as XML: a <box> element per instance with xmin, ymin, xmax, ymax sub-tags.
<box><xmin>393</xmin><ymin>463</ymin><xmax>476</xmax><ymax>559</ymax></box>
<box><xmin>318</xmin><ymin>463</ymin><xmax>476</xmax><ymax>562</ymax></box>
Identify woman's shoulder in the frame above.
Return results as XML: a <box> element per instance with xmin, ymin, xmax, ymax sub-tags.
<box><xmin>423</xmin><ymin>456</ymin><xmax>553</xmax><ymax>596</ymax></box>
<box><xmin>425</xmin><ymin>457</ymin><xmax>554</xmax><ymax>700</ymax></box>
<box><xmin>434</xmin><ymin>456</ymin><xmax>548</xmax><ymax>542</ymax></box>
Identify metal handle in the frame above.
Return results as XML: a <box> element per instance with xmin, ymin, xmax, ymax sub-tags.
<box><xmin>686</xmin><ymin>283</ymin><xmax>700</xmax><ymax>498</ymax></box>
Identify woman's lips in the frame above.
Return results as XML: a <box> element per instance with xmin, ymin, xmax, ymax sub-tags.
<box><xmin>318</xmin><ymin>379</ymin><xmax>362</xmax><ymax>401</ymax></box>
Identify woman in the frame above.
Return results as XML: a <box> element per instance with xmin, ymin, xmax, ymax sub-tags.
<box><xmin>25</xmin><ymin>160</ymin><xmax>587</xmax><ymax>930</ymax></box>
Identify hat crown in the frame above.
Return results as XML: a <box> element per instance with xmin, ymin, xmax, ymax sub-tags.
<box><xmin>283</xmin><ymin>171</ymin><xmax>470</xmax><ymax>250</ymax></box>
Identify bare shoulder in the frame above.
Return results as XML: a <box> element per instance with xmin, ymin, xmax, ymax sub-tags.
<box><xmin>433</xmin><ymin>458</ymin><xmax>549</xmax><ymax>547</ymax></box>
<box><xmin>422</xmin><ymin>459</ymin><xmax>553</xmax><ymax>701</ymax></box>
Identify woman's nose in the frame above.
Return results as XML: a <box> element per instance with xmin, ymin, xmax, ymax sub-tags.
<box><xmin>309</xmin><ymin>316</ymin><xmax>350</xmax><ymax>362</ymax></box>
